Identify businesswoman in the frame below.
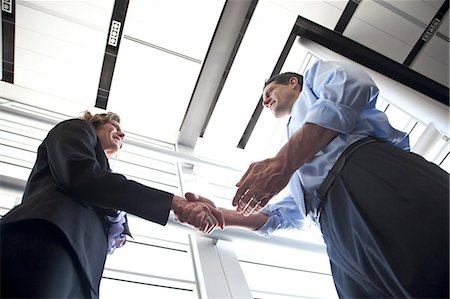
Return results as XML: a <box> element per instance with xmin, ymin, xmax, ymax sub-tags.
<box><xmin>0</xmin><ymin>111</ymin><xmax>223</xmax><ymax>298</ymax></box>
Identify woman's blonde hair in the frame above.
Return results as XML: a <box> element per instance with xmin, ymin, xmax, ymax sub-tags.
<box><xmin>80</xmin><ymin>111</ymin><xmax>121</xmax><ymax>128</ymax></box>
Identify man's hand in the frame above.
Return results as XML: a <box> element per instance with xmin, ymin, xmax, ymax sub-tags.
<box><xmin>232</xmin><ymin>124</ymin><xmax>338</xmax><ymax>217</ymax></box>
<box><xmin>171</xmin><ymin>195</ymin><xmax>224</xmax><ymax>233</ymax></box>
<box><xmin>232</xmin><ymin>157</ymin><xmax>294</xmax><ymax>216</ymax></box>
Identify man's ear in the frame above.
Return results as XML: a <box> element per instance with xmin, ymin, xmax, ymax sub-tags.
<box><xmin>289</xmin><ymin>76</ymin><xmax>299</xmax><ymax>88</ymax></box>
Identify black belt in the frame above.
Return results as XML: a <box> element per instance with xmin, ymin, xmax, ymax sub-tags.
<box><xmin>307</xmin><ymin>137</ymin><xmax>378</xmax><ymax>223</ymax></box>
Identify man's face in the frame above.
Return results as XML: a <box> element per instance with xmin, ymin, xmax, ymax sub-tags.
<box><xmin>262</xmin><ymin>77</ymin><xmax>299</xmax><ymax>118</ymax></box>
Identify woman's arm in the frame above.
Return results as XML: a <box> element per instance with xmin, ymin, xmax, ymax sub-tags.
<box><xmin>220</xmin><ymin>207</ymin><xmax>268</xmax><ymax>230</ymax></box>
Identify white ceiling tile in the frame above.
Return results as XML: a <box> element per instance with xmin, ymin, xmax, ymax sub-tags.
<box><xmin>107</xmin><ymin>39</ymin><xmax>201</xmax><ymax>143</ymax></box>
<box><xmin>424</xmin><ymin>0</ymin><xmax>447</xmax><ymax>10</ymax></box>
<box><xmin>82</xmin><ymin>0</ymin><xmax>116</xmax><ymax>11</ymax></box>
<box><xmin>410</xmin><ymin>12</ymin><xmax>448</xmax><ymax>88</ymax></box>
<box><xmin>123</xmin><ymin>0</ymin><xmax>225</xmax><ymax>60</ymax></box>
<box><xmin>15</xmin><ymin>27</ymin><xmax>103</xmax><ymax>67</ymax></box>
<box><xmin>0</xmin><ymin>83</ymin><xmax>100</xmax><ymax>119</ymax></box>
<box><xmin>344</xmin><ymin>18</ymin><xmax>412</xmax><ymax>63</ymax></box>
<box><xmin>14</xmin><ymin>48</ymin><xmax>100</xmax><ymax>107</ymax></box>
<box><xmin>14</xmin><ymin>5</ymin><xmax>107</xmax><ymax>106</ymax></box>
<box><xmin>421</xmin><ymin>24</ymin><xmax>449</xmax><ymax>65</ymax></box>
<box><xmin>351</xmin><ymin>0</ymin><xmax>425</xmax><ymax>46</ymax></box>
<box><xmin>437</xmin><ymin>12</ymin><xmax>449</xmax><ymax>37</ymax></box>
<box><xmin>16</xmin><ymin>5</ymin><xmax>108</xmax><ymax>51</ymax></box>
<box><xmin>17</xmin><ymin>0</ymin><xmax>114</xmax><ymax>31</ymax></box>
<box><xmin>411</xmin><ymin>40</ymin><xmax>449</xmax><ymax>87</ymax></box>
<box><xmin>323</xmin><ymin>0</ymin><xmax>348</xmax><ymax>11</ymax></box>
<box><xmin>382</xmin><ymin>0</ymin><xmax>439</xmax><ymax>26</ymax></box>
<box><xmin>273</xmin><ymin>0</ymin><xmax>343</xmax><ymax>30</ymax></box>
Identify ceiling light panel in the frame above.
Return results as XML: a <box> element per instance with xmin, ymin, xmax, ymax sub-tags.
<box><xmin>122</xmin><ymin>0</ymin><xmax>225</xmax><ymax>60</ymax></box>
<box><xmin>106</xmin><ymin>38</ymin><xmax>201</xmax><ymax>143</ymax></box>
<box><xmin>106</xmin><ymin>0</ymin><xmax>225</xmax><ymax>144</ymax></box>
<box><xmin>14</xmin><ymin>2</ymin><xmax>112</xmax><ymax>109</ymax></box>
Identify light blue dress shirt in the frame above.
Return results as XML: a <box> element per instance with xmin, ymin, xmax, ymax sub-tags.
<box><xmin>258</xmin><ymin>60</ymin><xmax>409</xmax><ymax>237</ymax></box>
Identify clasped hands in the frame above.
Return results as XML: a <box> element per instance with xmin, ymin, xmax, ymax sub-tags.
<box><xmin>172</xmin><ymin>156</ymin><xmax>293</xmax><ymax>233</ymax></box>
<box><xmin>172</xmin><ymin>192</ymin><xmax>224</xmax><ymax>234</ymax></box>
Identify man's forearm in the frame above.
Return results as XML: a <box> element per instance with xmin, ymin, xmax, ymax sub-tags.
<box><xmin>232</xmin><ymin>123</ymin><xmax>338</xmax><ymax>214</ymax></box>
<box><xmin>276</xmin><ymin>123</ymin><xmax>338</xmax><ymax>172</ymax></box>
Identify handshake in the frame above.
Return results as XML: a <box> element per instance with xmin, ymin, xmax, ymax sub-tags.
<box><xmin>171</xmin><ymin>192</ymin><xmax>224</xmax><ymax>234</ymax></box>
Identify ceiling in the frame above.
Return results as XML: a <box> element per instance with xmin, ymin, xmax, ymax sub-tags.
<box><xmin>1</xmin><ymin>0</ymin><xmax>449</xmax><ymax>166</ymax></box>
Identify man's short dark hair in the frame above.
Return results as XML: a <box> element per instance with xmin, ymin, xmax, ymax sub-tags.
<box><xmin>264</xmin><ymin>72</ymin><xmax>303</xmax><ymax>88</ymax></box>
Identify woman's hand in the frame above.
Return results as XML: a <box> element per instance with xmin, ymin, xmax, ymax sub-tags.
<box><xmin>171</xmin><ymin>195</ymin><xmax>224</xmax><ymax>233</ymax></box>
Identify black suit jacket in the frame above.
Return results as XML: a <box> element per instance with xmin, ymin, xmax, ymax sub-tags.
<box><xmin>1</xmin><ymin>119</ymin><xmax>174</xmax><ymax>297</ymax></box>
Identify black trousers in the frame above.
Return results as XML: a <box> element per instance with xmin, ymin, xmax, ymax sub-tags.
<box><xmin>0</xmin><ymin>220</ymin><xmax>92</xmax><ymax>299</ymax></box>
<box><xmin>318</xmin><ymin>140</ymin><xmax>449</xmax><ymax>298</ymax></box>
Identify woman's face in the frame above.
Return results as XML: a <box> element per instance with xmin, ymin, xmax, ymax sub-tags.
<box><xmin>96</xmin><ymin>120</ymin><xmax>125</xmax><ymax>158</ymax></box>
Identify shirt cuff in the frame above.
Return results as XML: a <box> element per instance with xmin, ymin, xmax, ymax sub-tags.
<box><xmin>255</xmin><ymin>206</ymin><xmax>274</xmax><ymax>237</ymax></box>
<box><xmin>255</xmin><ymin>204</ymin><xmax>306</xmax><ymax>237</ymax></box>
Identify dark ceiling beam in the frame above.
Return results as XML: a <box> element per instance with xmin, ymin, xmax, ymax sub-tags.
<box><xmin>295</xmin><ymin>16</ymin><xmax>449</xmax><ymax>106</ymax></box>
<box><xmin>334</xmin><ymin>0</ymin><xmax>361</xmax><ymax>34</ymax></box>
<box><xmin>95</xmin><ymin>0</ymin><xmax>129</xmax><ymax>110</ymax></box>
<box><xmin>2</xmin><ymin>0</ymin><xmax>15</xmax><ymax>83</ymax></box>
<box><xmin>177</xmin><ymin>0</ymin><xmax>258</xmax><ymax>148</ymax></box>
<box><xmin>403</xmin><ymin>0</ymin><xmax>449</xmax><ymax>66</ymax></box>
